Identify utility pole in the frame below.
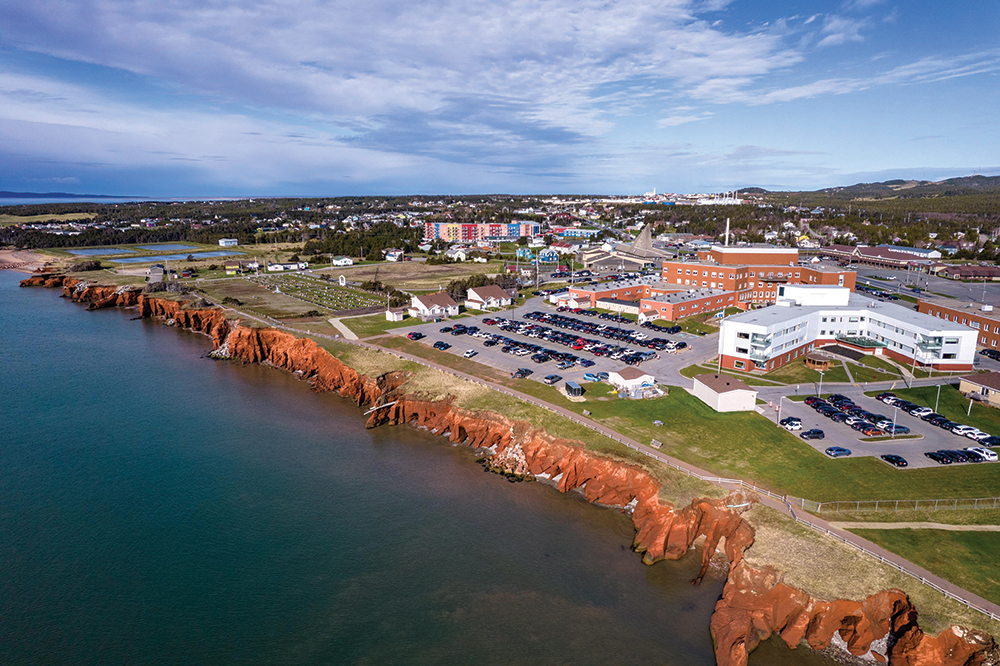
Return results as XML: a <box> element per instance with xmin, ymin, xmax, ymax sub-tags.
<box><xmin>935</xmin><ymin>383</ymin><xmax>942</xmax><ymax>413</ymax></box>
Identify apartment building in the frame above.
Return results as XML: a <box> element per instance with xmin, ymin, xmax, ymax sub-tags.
<box><xmin>719</xmin><ymin>285</ymin><xmax>976</xmax><ymax>373</ymax></box>
<box><xmin>423</xmin><ymin>222</ymin><xmax>540</xmax><ymax>242</ymax></box>
<box><xmin>660</xmin><ymin>245</ymin><xmax>855</xmax><ymax>306</ymax></box>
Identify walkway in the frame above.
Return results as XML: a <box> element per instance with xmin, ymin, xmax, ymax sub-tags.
<box><xmin>327</xmin><ymin>317</ymin><xmax>359</xmax><ymax>340</ymax></box>
<box><xmin>204</xmin><ymin>297</ymin><xmax>1000</xmax><ymax>621</ymax></box>
<box><xmin>831</xmin><ymin>522</ymin><xmax>1000</xmax><ymax>532</ymax></box>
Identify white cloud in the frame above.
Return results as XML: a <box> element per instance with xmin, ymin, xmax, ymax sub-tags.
<box><xmin>817</xmin><ymin>15</ymin><xmax>869</xmax><ymax>47</ymax></box>
<box><xmin>657</xmin><ymin>112</ymin><xmax>713</xmax><ymax>127</ymax></box>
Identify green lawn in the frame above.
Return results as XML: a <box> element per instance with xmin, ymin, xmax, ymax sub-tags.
<box><xmin>849</xmin><ymin>363</ymin><xmax>900</xmax><ymax>383</ymax></box>
<box><xmin>866</xmin><ymin>385</ymin><xmax>1000</xmax><ymax>435</ymax></box>
<box><xmin>764</xmin><ymin>361</ymin><xmax>851</xmax><ymax>385</ymax></box>
<box><xmin>849</xmin><ymin>529</ymin><xmax>1000</xmax><ymax>606</ymax></box>
<box><xmin>678</xmin><ymin>363</ymin><xmax>786</xmax><ymax>386</ymax></box>
<box><xmin>343</xmin><ymin>313</ymin><xmax>415</xmax><ymax>338</ymax></box>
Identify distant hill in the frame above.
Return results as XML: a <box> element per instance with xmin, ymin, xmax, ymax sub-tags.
<box><xmin>771</xmin><ymin>175</ymin><xmax>1000</xmax><ymax>200</ymax></box>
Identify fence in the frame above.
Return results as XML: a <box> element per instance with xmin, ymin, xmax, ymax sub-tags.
<box><xmin>224</xmin><ymin>311</ymin><xmax>1000</xmax><ymax>621</ymax></box>
<box><xmin>791</xmin><ymin>496</ymin><xmax>1000</xmax><ymax>514</ymax></box>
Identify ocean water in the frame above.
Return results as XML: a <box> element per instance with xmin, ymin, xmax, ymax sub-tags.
<box><xmin>0</xmin><ymin>270</ymin><xmax>831</xmax><ymax>666</ymax></box>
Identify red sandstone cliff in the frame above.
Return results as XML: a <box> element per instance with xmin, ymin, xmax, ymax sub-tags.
<box><xmin>20</xmin><ymin>274</ymin><xmax>999</xmax><ymax>666</ymax></box>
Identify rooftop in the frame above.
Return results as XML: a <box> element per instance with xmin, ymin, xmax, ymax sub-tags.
<box><xmin>694</xmin><ymin>373</ymin><xmax>755</xmax><ymax>394</ymax></box>
<box><xmin>725</xmin><ymin>292</ymin><xmax>975</xmax><ymax>332</ymax></box>
<box><xmin>919</xmin><ymin>296</ymin><xmax>1000</xmax><ymax>321</ymax></box>
<box><xmin>611</xmin><ymin>367</ymin><xmax>654</xmax><ymax>381</ymax></box>
<box><xmin>644</xmin><ymin>288</ymin><xmax>729</xmax><ymax>305</ymax></box>
<box><xmin>962</xmin><ymin>372</ymin><xmax>1000</xmax><ymax>392</ymax></box>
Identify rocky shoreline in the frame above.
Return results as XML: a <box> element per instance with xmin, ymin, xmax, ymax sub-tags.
<box><xmin>21</xmin><ymin>271</ymin><xmax>999</xmax><ymax>666</ymax></box>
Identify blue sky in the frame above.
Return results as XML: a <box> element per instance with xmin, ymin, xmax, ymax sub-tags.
<box><xmin>1</xmin><ymin>0</ymin><xmax>998</xmax><ymax>197</ymax></box>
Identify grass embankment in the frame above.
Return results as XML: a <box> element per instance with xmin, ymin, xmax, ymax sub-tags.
<box><xmin>745</xmin><ymin>505</ymin><xmax>1000</xmax><ymax>635</ymax></box>
<box><xmin>867</xmin><ymin>385</ymin><xmax>1000</xmax><ymax>435</ymax></box>
<box><xmin>848</xmin><ymin>528</ymin><xmax>1000</xmax><ymax>607</ymax></box>
<box><xmin>678</xmin><ymin>363</ymin><xmax>786</xmax><ymax>386</ymax></box>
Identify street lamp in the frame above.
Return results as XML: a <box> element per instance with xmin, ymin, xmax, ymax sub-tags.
<box><xmin>891</xmin><ymin>404</ymin><xmax>898</xmax><ymax>439</ymax></box>
<box><xmin>817</xmin><ymin>370</ymin><xmax>825</xmax><ymax>397</ymax></box>
<box><xmin>777</xmin><ymin>395</ymin><xmax>790</xmax><ymax>423</ymax></box>
<box><xmin>935</xmin><ymin>383</ymin><xmax>942</xmax><ymax>413</ymax></box>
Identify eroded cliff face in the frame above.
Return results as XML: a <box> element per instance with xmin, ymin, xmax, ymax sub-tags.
<box><xmin>20</xmin><ymin>274</ymin><xmax>998</xmax><ymax>666</ymax></box>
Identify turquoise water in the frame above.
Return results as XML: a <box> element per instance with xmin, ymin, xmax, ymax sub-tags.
<box><xmin>67</xmin><ymin>248</ymin><xmax>136</xmax><ymax>256</ymax></box>
<box><xmin>0</xmin><ymin>271</ymin><xmax>830</xmax><ymax>666</ymax></box>
<box><xmin>111</xmin><ymin>250</ymin><xmax>243</xmax><ymax>263</ymax></box>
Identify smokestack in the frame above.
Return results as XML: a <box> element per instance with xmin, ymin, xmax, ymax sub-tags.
<box><xmin>725</xmin><ymin>217</ymin><xmax>730</xmax><ymax>247</ymax></box>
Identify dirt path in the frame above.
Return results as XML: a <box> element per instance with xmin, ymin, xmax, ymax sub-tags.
<box><xmin>833</xmin><ymin>521</ymin><xmax>1000</xmax><ymax>532</ymax></box>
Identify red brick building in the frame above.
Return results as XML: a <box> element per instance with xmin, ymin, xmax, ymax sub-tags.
<box><xmin>660</xmin><ymin>246</ymin><xmax>855</xmax><ymax>307</ymax></box>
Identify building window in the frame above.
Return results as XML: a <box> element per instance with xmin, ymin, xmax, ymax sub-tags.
<box><xmin>737</xmin><ymin>347</ymin><xmax>749</xmax><ymax>354</ymax></box>
<box><xmin>749</xmin><ymin>272</ymin><xmax>755</xmax><ymax>277</ymax></box>
<box><xmin>944</xmin><ymin>353</ymin><xmax>957</xmax><ymax>360</ymax></box>
<box><xmin>735</xmin><ymin>360</ymin><xmax>745</xmax><ymax>369</ymax></box>
<box><xmin>737</xmin><ymin>332</ymin><xmax>750</xmax><ymax>339</ymax></box>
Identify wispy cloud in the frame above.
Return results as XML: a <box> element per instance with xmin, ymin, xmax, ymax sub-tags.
<box><xmin>818</xmin><ymin>15</ymin><xmax>870</xmax><ymax>47</ymax></box>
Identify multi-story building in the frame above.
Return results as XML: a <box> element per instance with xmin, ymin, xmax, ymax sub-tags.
<box><xmin>561</xmin><ymin>277</ymin><xmax>740</xmax><ymax>321</ymax></box>
<box><xmin>660</xmin><ymin>245</ymin><xmax>856</xmax><ymax>307</ymax></box>
<box><xmin>917</xmin><ymin>297</ymin><xmax>1000</xmax><ymax>350</ymax></box>
<box><xmin>423</xmin><ymin>222</ymin><xmax>540</xmax><ymax>243</ymax></box>
<box><xmin>719</xmin><ymin>285</ymin><xmax>976</xmax><ymax>373</ymax></box>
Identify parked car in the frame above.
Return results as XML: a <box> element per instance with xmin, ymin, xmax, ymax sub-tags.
<box><xmin>880</xmin><ymin>454</ymin><xmax>908</xmax><ymax>467</ymax></box>
<box><xmin>439</xmin><ymin>326</ymin><xmax>453</xmax><ymax>333</ymax></box>
<box><xmin>801</xmin><ymin>429</ymin><xmax>825</xmax><ymax>440</ymax></box>
<box><xmin>829</xmin><ymin>412</ymin><xmax>849</xmax><ymax>423</ymax></box>
<box><xmin>583</xmin><ymin>372</ymin><xmax>601</xmax><ymax>383</ymax></box>
<box><xmin>406</xmin><ymin>331</ymin><xmax>424</xmax><ymax>340</ymax></box>
<box><xmin>925</xmin><ymin>451</ymin><xmax>952</xmax><ymax>465</ymax></box>
<box><xmin>825</xmin><ymin>446</ymin><xmax>851</xmax><ymax>458</ymax></box>
<box><xmin>433</xmin><ymin>341</ymin><xmax>451</xmax><ymax>350</ymax></box>
<box><xmin>782</xmin><ymin>420</ymin><xmax>803</xmax><ymax>432</ymax></box>
<box><xmin>951</xmin><ymin>424</ymin><xmax>977</xmax><ymax>436</ymax></box>
<box><xmin>543</xmin><ymin>374</ymin><xmax>562</xmax><ymax>385</ymax></box>
<box><xmin>883</xmin><ymin>424</ymin><xmax>910</xmax><ymax>435</ymax></box>
<box><xmin>512</xmin><ymin>368</ymin><xmax>533</xmax><ymax>378</ymax></box>
<box><xmin>910</xmin><ymin>407</ymin><xmax>933</xmax><ymax>418</ymax></box>
<box><xmin>463</xmin><ymin>349</ymin><xmax>478</xmax><ymax>358</ymax></box>
<box><xmin>966</xmin><ymin>447</ymin><xmax>999</xmax><ymax>462</ymax></box>
<box><xmin>981</xmin><ymin>435</ymin><xmax>1000</xmax><ymax>447</ymax></box>
<box><xmin>859</xmin><ymin>425</ymin><xmax>883</xmax><ymax>436</ymax></box>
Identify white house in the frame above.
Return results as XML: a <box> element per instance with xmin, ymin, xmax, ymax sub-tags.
<box><xmin>331</xmin><ymin>256</ymin><xmax>354</xmax><ymax>267</ymax></box>
<box><xmin>608</xmin><ymin>367</ymin><xmax>655</xmax><ymax>393</ymax></box>
<box><xmin>444</xmin><ymin>248</ymin><xmax>468</xmax><ymax>262</ymax></box>
<box><xmin>219</xmin><ymin>238</ymin><xmax>239</xmax><ymax>247</ymax></box>
<box><xmin>465</xmin><ymin>285</ymin><xmax>513</xmax><ymax>310</ymax></box>
<box><xmin>692</xmin><ymin>374</ymin><xmax>757</xmax><ymax>412</ymax></box>
<box><xmin>408</xmin><ymin>291</ymin><xmax>460</xmax><ymax>318</ymax></box>
<box><xmin>267</xmin><ymin>261</ymin><xmax>309</xmax><ymax>272</ymax></box>
<box><xmin>385</xmin><ymin>307</ymin><xmax>407</xmax><ymax>322</ymax></box>
<box><xmin>383</xmin><ymin>248</ymin><xmax>405</xmax><ymax>262</ymax></box>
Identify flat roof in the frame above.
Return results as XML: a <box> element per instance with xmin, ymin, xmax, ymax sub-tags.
<box><xmin>724</xmin><ymin>292</ymin><xmax>974</xmax><ymax>332</ymax></box>
<box><xmin>663</xmin><ymin>258</ymin><xmax>847</xmax><ymax>273</ymax></box>
<box><xmin>644</xmin><ymin>288</ymin><xmax>729</xmax><ymax>304</ymax></box>
<box><xmin>694</xmin><ymin>373</ymin><xmax>755</xmax><ymax>394</ymax></box>
<box><xmin>919</xmin><ymin>296</ymin><xmax>1000</xmax><ymax>321</ymax></box>
<box><xmin>709</xmin><ymin>245</ymin><xmax>797</xmax><ymax>254</ymax></box>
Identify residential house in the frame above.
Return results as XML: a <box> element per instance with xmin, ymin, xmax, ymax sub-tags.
<box><xmin>464</xmin><ymin>285</ymin><xmax>514</xmax><ymax>310</ymax></box>
<box><xmin>408</xmin><ymin>292</ymin><xmax>460</xmax><ymax>318</ymax></box>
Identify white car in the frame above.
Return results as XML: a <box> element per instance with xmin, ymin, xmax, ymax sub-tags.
<box><xmin>845</xmin><ymin>416</ymin><xmax>865</xmax><ymax>426</ymax></box>
<box><xmin>966</xmin><ymin>430</ymin><xmax>991</xmax><ymax>441</ymax></box>
<box><xmin>952</xmin><ymin>425</ymin><xmax>977</xmax><ymax>436</ymax></box>
<box><xmin>966</xmin><ymin>447</ymin><xmax>999</xmax><ymax>462</ymax></box>
<box><xmin>463</xmin><ymin>349</ymin><xmax>478</xmax><ymax>358</ymax></box>
<box><xmin>910</xmin><ymin>407</ymin><xmax>933</xmax><ymax>417</ymax></box>
<box><xmin>881</xmin><ymin>396</ymin><xmax>898</xmax><ymax>405</ymax></box>
<box><xmin>782</xmin><ymin>421</ymin><xmax>803</xmax><ymax>432</ymax></box>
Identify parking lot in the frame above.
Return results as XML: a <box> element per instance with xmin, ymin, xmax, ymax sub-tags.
<box><xmin>391</xmin><ymin>296</ymin><xmax>718</xmax><ymax>389</ymax></box>
<box><xmin>768</xmin><ymin>387</ymin><xmax>996</xmax><ymax>469</ymax></box>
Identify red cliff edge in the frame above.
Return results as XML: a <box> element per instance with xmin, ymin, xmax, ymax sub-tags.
<box><xmin>23</xmin><ymin>274</ymin><xmax>998</xmax><ymax>666</ymax></box>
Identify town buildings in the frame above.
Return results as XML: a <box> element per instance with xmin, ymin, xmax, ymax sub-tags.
<box><xmin>719</xmin><ymin>285</ymin><xmax>977</xmax><ymax>373</ymax></box>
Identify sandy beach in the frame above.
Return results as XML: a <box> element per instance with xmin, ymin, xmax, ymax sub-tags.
<box><xmin>0</xmin><ymin>248</ymin><xmax>49</xmax><ymax>273</ymax></box>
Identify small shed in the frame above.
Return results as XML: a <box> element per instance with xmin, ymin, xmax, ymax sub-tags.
<box><xmin>692</xmin><ymin>374</ymin><xmax>757</xmax><ymax>413</ymax></box>
<box><xmin>385</xmin><ymin>307</ymin><xmax>407</xmax><ymax>322</ymax></box>
<box><xmin>608</xmin><ymin>367</ymin><xmax>655</xmax><ymax>392</ymax></box>
<box><xmin>803</xmin><ymin>352</ymin><xmax>831</xmax><ymax>371</ymax></box>
<box><xmin>565</xmin><ymin>381</ymin><xmax>583</xmax><ymax>397</ymax></box>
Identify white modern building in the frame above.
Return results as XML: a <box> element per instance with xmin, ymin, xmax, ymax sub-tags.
<box><xmin>219</xmin><ymin>238</ymin><xmax>239</xmax><ymax>247</ymax></box>
<box><xmin>718</xmin><ymin>285</ymin><xmax>977</xmax><ymax>373</ymax></box>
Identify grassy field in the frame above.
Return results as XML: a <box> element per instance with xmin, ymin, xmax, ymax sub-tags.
<box><xmin>375</xmin><ymin>338</ymin><xmax>1000</xmax><ymax>502</ymax></box>
<box><xmin>678</xmin><ymin>363</ymin><xmax>786</xmax><ymax>386</ymax></box>
<box><xmin>199</xmin><ymin>279</ymin><xmax>331</xmax><ymax>319</ymax></box>
<box><xmin>246</xmin><ymin>273</ymin><xmax>383</xmax><ymax>312</ymax></box>
<box><xmin>849</xmin><ymin>528</ymin><xmax>1000</xmax><ymax>606</ymax></box>
<box><xmin>0</xmin><ymin>212</ymin><xmax>98</xmax><ymax>226</ymax></box>
<box><xmin>866</xmin><ymin>385</ymin><xmax>1000</xmax><ymax>435</ymax></box>
<box><xmin>765</xmin><ymin>361</ymin><xmax>851</xmax><ymax>385</ymax></box>
<box><xmin>323</xmin><ymin>260</ymin><xmax>506</xmax><ymax>291</ymax></box>
<box><xmin>343</xmin><ymin>313</ymin><xmax>416</xmax><ymax>338</ymax></box>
